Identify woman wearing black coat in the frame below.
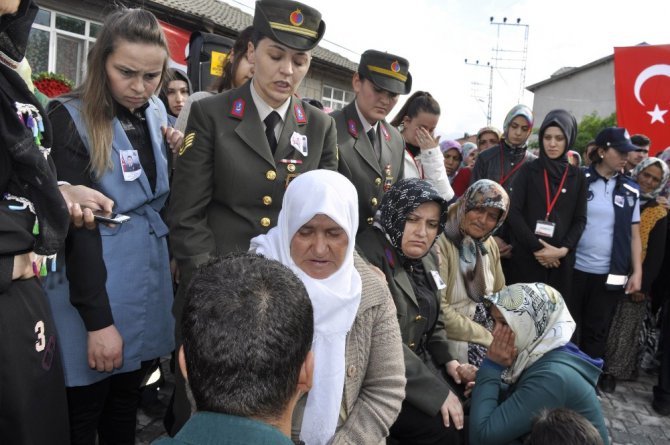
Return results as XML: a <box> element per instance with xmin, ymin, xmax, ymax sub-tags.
<box><xmin>505</xmin><ymin>109</ymin><xmax>587</xmax><ymax>303</ymax></box>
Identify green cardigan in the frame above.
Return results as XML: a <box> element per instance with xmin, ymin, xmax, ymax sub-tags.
<box><xmin>153</xmin><ymin>412</ymin><xmax>294</xmax><ymax>445</ymax></box>
<box><xmin>469</xmin><ymin>350</ymin><xmax>609</xmax><ymax>445</ymax></box>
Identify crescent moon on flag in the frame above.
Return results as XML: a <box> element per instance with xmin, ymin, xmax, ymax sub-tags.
<box><xmin>634</xmin><ymin>64</ymin><xmax>670</xmax><ymax>105</ymax></box>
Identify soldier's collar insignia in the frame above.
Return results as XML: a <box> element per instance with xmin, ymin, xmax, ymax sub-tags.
<box><xmin>230</xmin><ymin>98</ymin><xmax>246</xmax><ymax>119</ymax></box>
<box><xmin>347</xmin><ymin>119</ymin><xmax>358</xmax><ymax>138</ymax></box>
<box><xmin>380</xmin><ymin>124</ymin><xmax>390</xmax><ymax>141</ymax></box>
<box><xmin>294</xmin><ymin>103</ymin><xmax>307</xmax><ymax>124</ymax></box>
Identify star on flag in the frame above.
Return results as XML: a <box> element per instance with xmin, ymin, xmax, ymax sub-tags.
<box><xmin>647</xmin><ymin>104</ymin><xmax>668</xmax><ymax>124</ymax></box>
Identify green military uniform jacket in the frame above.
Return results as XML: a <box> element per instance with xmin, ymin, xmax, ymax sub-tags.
<box><xmin>332</xmin><ymin>101</ymin><xmax>404</xmax><ymax>232</ymax></box>
<box><xmin>168</xmin><ymin>81</ymin><xmax>338</xmax><ymax>277</ymax></box>
<box><xmin>357</xmin><ymin>228</ymin><xmax>455</xmax><ymax>416</ymax></box>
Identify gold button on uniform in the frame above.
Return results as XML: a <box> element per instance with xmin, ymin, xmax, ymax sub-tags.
<box><xmin>262</xmin><ymin>196</ymin><xmax>272</xmax><ymax>206</ymax></box>
<box><xmin>287</xmin><ymin>163</ymin><xmax>296</xmax><ymax>173</ymax></box>
<box><xmin>375</xmin><ymin>177</ymin><xmax>382</xmax><ymax>186</ymax></box>
<box><xmin>266</xmin><ymin>170</ymin><xmax>276</xmax><ymax>180</ymax></box>
<box><xmin>367</xmin><ymin>217</ymin><xmax>374</xmax><ymax>225</ymax></box>
<box><xmin>260</xmin><ymin>217</ymin><xmax>271</xmax><ymax>227</ymax></box>
<box><xmin>415</xmin><ymin>315</ymin><xmax>423</xmax><ymax>322</ymax></box>
<box><xmin>371</xmin><ymin>197</ymin><xmax>378</xmax><ymax>206</ymax></box>
<box><xmin>408</xmin><ymin>342</ymin><xmax>416</xmax><ymax>350</ymax></box>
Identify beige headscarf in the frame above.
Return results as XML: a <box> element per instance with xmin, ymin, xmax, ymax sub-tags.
<box><xmin>485</xmin><ymin>283</ymin><xmax>575</xmax><ymax>384</ymax></box>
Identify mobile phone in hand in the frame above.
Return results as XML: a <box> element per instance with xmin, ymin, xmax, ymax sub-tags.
<box><xmin>91</xmin><ymin>209</ymin><xmax>131</xmax><ymax>224</ymax></box>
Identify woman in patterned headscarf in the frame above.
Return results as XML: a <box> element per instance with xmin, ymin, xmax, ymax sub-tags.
<box><xmin>604</xmin><ymin>157</ymin><xmax>669</xmax><ymax>388</ymax></box>
<box><xmin>357</xmin><ymin>178</ymin><xmax>469</xmax><ymax>445</ymax></box>
<box><xmin>435</xmin><ymin>179</ymin><xmax>509</xmax><ymax>367</ymax></box>
<box><xmin>469</xmin><ymin>283</ymin><xmax>609</xmax><ymax>445</ymax></box>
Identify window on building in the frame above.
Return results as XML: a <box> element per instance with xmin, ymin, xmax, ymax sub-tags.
<box><xmin>322</xmin><ymin>85</ymin><xmax>354</xmax><ymax>111</ymax></box>
<box><xmin>25</xmin><ymin>8</ymin><xmax>101</xmax><ymax>85</ymax></box>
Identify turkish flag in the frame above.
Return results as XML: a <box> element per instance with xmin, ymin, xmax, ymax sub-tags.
<box><xmin>158</xmin><ymin>20</ymin><xmax>191</xmax><ymax>72</ymax></box>
<box><xmin>614</xmin><ymin>44</ymin><xmax>670</xmax><ymax>155</ymax></box>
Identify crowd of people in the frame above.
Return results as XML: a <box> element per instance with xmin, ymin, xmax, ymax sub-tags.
<box><xmin>3</xmin><ymin>0</ymin><xmax>670</xmax><ymax>444</ymax></box>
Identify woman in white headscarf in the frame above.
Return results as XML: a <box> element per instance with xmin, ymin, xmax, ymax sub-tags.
<box><xmin>250</xmin><ymin>170</ymin><xmax>405</xmax><ymax>445</ymax></box>
<box><xmin>469</xmin><ymin>283</ymin><xmax>609</xmax><ymax>445</ymax></box>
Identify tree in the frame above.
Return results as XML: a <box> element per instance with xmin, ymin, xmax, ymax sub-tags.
<box><xmin>575</xmin><ymin>112</ymin><xmax>617</xmax><ymax>155</ymax></box>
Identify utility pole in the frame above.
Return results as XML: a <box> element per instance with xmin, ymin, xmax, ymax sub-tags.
<box><xmin>465</xmin><ymin>17</ymin><xmax>529</xmax><ymax>126</ymax></box>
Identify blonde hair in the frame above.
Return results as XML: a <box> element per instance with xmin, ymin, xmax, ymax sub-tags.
<box><xmin>75</xmin><ymin>8</ymin><xmax>169</xmax><ymax>179</ymax></box>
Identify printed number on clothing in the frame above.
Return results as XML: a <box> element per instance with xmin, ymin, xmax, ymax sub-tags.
<box><xmin>35</xmin><ymin>320</ymin><xmax>46</xmax><ymax>352</ymax></box>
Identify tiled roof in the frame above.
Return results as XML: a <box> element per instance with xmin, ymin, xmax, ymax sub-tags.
<box><xmin>147</xmin><ymin>0</ymin><xmax>357</xmax><ymax>72</ymax></box>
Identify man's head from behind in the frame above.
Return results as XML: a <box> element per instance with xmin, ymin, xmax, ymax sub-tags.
<box><xmin>180</xmin><ymin>253</ymin><xmax>314</xmax><ymax>421</ymax></box>
<box><xmin>525</xmin><ymin>408</ymin><xmax>603</xmax><ymax>445</ymax></box>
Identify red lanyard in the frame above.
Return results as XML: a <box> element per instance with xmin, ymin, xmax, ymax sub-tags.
<box><xmin>499</xmin><ymin>146</ymin><xmax>526</xmax><ymax>185</ymax></box>
<box><xmin>543</xmin><ymin>167</ymin><xmax>569</xmax><ymax>220</ymax></box>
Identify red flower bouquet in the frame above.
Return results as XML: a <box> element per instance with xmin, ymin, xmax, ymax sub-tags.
<box><xmin>32</xmin><ymin>72</ymin><xmax>74</xmax><ymax>98</ymax></box>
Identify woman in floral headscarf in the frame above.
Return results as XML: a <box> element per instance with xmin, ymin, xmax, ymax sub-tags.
<box><xmin>603</xmin><ymin>157</ymin><xmax>669</xmax><ymax>388</ymax></box>
<box><xmin>435</xmin><ymin>179</ymin><xmax>509</xmax><ymax>367</ymax></box>
<box><xmin>469</xmin><ymin>283</ymin><xmax>609</xmax><ymax>445</ymax></box>
<box><xmin>357</xmin><ymin>178</ymin><xmax>469</xmax><ymax>445</ymax></box>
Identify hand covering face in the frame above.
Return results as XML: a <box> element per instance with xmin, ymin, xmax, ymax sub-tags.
<box><xmin>485</xmin><ymin>282</ymin><xmax>575</xmax><ymax>384</ymax></box>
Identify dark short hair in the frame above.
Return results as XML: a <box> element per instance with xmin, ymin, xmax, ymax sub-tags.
<box><xmin>182</xmin><ymin>253</ymin><xmax>314</xmax><ymax>419</ymax></box>
<box><xmin>631</xmin><ymin>134</ymin><xmax>651</xmax><ymax>148</ymax></box>
<box><xmin>525</xmin><ymin>408</ymin><xmax>603</xmax><ymax>445</ymax></box>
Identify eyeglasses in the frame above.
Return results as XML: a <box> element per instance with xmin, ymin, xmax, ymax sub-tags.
<box><xmin>639</xmin><ymin>170</ymin><xmax>662</xmax><ymax>184</ymax></box>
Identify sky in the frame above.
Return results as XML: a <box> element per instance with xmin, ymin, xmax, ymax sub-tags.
<box><xmin>220</xmin><ymin>0</ymin><xmax>669</xmax><ymax>139</ymax></box>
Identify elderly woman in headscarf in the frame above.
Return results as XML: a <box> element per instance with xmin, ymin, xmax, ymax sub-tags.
<box><xmin>357</xmin><ymin>178</ymin><xmax>469</xmax><ymax>445</ymax></box>
<box><xmin>461</xmin><ymin>141</ymin><xmax>478</xmax><ymax>168</ymax></box>
<box><xmin>469</xmin><ymin>283</ymin><xmax>609</xmax><ymax>445</ymax></box>
<box><xmin>471</xmin><ymin>105</ymin><xmax>535</xmax><ymax>261</ymax></box>
<box><xmin>603</xmin><ymin>157</ymin><xmax>669</xmax><ymax>390</ymax></box>
<box><xmin>505</xmin><ymin>109</ymin><xmax>587</xmax><ymax>307</ymax></box>
<box><xmin>435</xmin><ymin>179</ymin><xmax>508</xmax><ymax>367</ymax></box>
<box><xmin>476</xmin><ymin>126</ymin><xmax>502</xmax><ymax>153</ymax></box>
<box><xmin>249</xmin><ymin>170</ymin><xmax>405</xmax><ymax>445</ymax></box>
<box><xmin>440</xmin><ymin>139</ymin><xmax>471</xmax><ymax>198</ymax></box>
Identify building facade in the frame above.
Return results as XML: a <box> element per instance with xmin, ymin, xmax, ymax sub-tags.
<box><xmin>526</xmin><ymin>54</ymin><xmax>615</xmax><ymax>128</ymax></box>
<box><xmin>28</xmin><ymin>0</ymin><xmax>357</xmax><ymax>110</ymax></box>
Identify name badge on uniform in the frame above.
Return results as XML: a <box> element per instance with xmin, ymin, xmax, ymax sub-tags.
<box><xmin>430</xmin><ymin>270</ymin><xmax>447</xmax><ymax>290</ymax></box>
<box><xmin>534</xmin><ymin>220</ymin><xmax>556</xmax><ymax>237</ymax></box>
<box><xmin>290</xmin><ymin>131</ymin><xmax>308</xmax><ymax>156</ymax></box>
<box><xmin>614</xmin><ymin>195</ymin><xmax>625</xmax><ymax>208</ymax></box>
<box><xmin>606</xmin><ymin>274</ymin><xmax>628</xmax><ymax>287</ymax></box>
<box><xmin>120</xmin><ymin>149</ymin><xmax>142</xmax><ymax>181</ymax></box>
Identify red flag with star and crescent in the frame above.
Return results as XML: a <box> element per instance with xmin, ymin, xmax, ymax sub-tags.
<box><xmin>614</xmin><ymin>44</ymin><xmax>670</xmax><ymax>155</ymax></box>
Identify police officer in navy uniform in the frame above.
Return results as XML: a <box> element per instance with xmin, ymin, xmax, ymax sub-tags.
<box><xmin>333</xmin><ymin>50</ymin><xmax>411</xmax><ymax>233</ymax></box>
<box><xmin>166</xmin><ymin>0</ymin><xmax>336</xmax><ymax>433</ymax></box>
